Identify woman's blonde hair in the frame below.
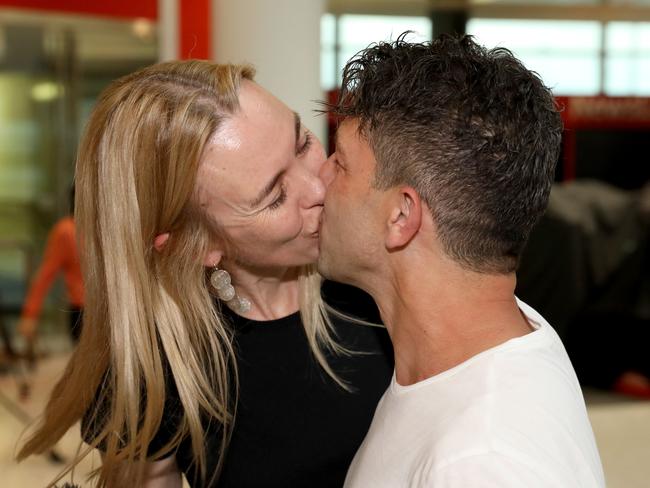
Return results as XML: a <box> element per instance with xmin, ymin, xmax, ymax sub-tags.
<box><xmin>17</xmin><ymin>60</ymin><xmax>346</xmax><ymax>487</ymax></box>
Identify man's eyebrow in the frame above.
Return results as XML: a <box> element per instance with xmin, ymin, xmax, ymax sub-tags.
<box><xmin>248</xmin><ymin>112</ymin><xmax>299</xmax><ymax>209</ymax></box>
<box><xmin>334</xmin><ymin>129</ymin><xmax>347</xmax><ymax>160</ymax></box>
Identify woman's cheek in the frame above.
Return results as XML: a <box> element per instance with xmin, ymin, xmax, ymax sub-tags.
<box><xmin>256</xmin><ymin>208</ymin><xmax>293</xmax><ymax>241</ymax></box>
<box><xmin>278</xmin><ymin>207</ymin><xmax>303</xmax><ymax>241</ymax></box>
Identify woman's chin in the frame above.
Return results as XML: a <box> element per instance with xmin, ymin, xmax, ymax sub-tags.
<box><xmin>299</xmin><ymin>242</ymin><xmax>320</xmax><ymax>266</ymax></box>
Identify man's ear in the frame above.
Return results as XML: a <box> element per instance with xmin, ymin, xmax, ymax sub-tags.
<box><xmin>385</xmin><ymin>187</ymin><xmax>421</xmax><ymax>250</ymax></box>
<box><xmin>203</xmin><ymin>248</ymin><xmax>224</xmax><ymax>268</ymax></box>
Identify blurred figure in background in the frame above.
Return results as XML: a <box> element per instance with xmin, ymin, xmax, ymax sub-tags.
<box><xmin>18</xmin><ymin>186</ymin><xmax>83</xmax><ymax>343</ymax></box>
<box><xmin>517</xmin><ymin>180</ymin><xmax>650</xmax><ymax>398</ymax></box>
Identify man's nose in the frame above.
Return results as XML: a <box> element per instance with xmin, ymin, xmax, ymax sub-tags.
<box><xmin>319</xmin><ymin>154</ymin><xmax>336</xmax><ymax>187</ymax></box>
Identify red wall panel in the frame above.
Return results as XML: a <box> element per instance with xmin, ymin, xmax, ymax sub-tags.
<box><xmin>180</xmin><ymin>0</ymin><xmax>210</xmax><ymax>59</ymax></box>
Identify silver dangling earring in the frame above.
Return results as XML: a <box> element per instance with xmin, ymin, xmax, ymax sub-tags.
<box><xmin>210</xmin><ymin>265</ymin><xmax>251</xmax><ymax>314</ymax></box>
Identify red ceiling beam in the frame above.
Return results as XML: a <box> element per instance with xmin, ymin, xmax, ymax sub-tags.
<box><xmin>0</xmin><ymin>0</ymin><xmax>157</xmax><ymax>20</ymax></box>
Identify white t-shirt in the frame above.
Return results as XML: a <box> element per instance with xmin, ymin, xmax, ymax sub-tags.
<box><xmin>344</xmin><ymin>299</ymin><xmax>605</xmax><ymax>487</ymax></box>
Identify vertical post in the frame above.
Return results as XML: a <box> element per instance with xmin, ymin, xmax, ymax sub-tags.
<box><xmin>431</xmin><ymin>5</ymin><xmax>468</xmax><ymax>38</ymax></box>
<box><xmin>158</xmin><ymin>0</ymin><xmax>179</xmax><ymax>61</ymax></box>
<box><xmin>212</xmin><ymin>0</ymin><xmax>326</xmax><ymax>142</ymax></box>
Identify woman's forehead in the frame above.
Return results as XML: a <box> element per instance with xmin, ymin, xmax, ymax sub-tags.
<box><xmin>197</xmin><ymin>83</ymin><xmax>296</xmax><ymax>208</ymax></box>
<box><xmin>210</xmin><ymin>86</ymin><xmax>295</xmax><ymax>173</ymax></box>
<box><xmin>239</xmin><ymin>80</ymin><xmax>293</xmax><ymax>126</ymax></box>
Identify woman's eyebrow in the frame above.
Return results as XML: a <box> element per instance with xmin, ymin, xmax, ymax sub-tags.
<box><xmin>248</xmin><ymin>112</ymin><xmax>300</xmax><ymax>209</ymax></box>
<box><xmin>293</xmin><ymin>111</ymin><xmax>301</xmax><ymax>150</ymax></box>
<box><xmin>248</xmin><ymin>170</ymin><xmax>286</xmax><ymax>209</ymax></box>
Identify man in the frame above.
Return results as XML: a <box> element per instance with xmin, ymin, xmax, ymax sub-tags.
<box><xmin>318</xmin><ymin>34</ymin><xmax>605</xmax><ymax>487</ymax></box>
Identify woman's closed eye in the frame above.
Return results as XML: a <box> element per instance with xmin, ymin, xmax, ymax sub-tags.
<box><xmin>267</xmin><ymin>184</ymin><xmax>287</xmax><ymax>210</ymax></box>
<box><xmin>297</xmin><ymin>131</ymin><xmax>312</xmax><ymax>156</ymax></box>
<box><xmin>266</xmin><ymin>130</ymin><xmax>311</xmax><ymax>212</ymax></box>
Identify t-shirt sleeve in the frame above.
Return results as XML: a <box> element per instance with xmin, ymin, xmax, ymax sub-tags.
<box><xmin>427</xmin><ymin>452</ymin><xmax>564</xmax><ymax>488</ymax></box>
<box><xmin>81</xmin><ymin>368</ymin><xmax>184</xmax><ymax>460</ymax></box>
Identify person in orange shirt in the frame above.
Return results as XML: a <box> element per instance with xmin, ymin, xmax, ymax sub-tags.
<box><xmin>18</xmin><ymin>189</ymin><xmax>84</xmax><ymax>343</ymax></box>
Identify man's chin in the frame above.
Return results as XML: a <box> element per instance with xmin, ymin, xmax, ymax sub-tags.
<box><xmin>316</xmin><ymin>254</ymin><xmax>334</xmax><ymax>281</ymax></box>
<box><xmin>317</xmin><ymin>251</ymin><xmax>349</xmax><ymax>284</ymax></box>
<box><xmin>316</xmin><ymin>235</ymin><xmax>342</xmax><ymax>280</ymax></box>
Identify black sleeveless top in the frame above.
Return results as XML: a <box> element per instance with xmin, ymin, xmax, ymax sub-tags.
<box><xmin>84</xmin><ymin>282</ymin><xmax>393</xmax><ymax>487</ymax></box>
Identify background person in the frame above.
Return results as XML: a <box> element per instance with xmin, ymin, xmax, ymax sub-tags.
<box><xmin>18</xmin><ymin>187</ymin><xmax>83</xmax><ymax>344</ymax></box>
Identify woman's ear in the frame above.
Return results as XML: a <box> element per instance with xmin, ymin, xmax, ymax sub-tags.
<box><xmin>153</xmin><ymin>233</ymin><xmax>170</xmax><ymax>252</ymax></box>
<box><xmin>203</xmin><ymin>249</ymin><xmax>224</xmax><ymax>267</ymax></box>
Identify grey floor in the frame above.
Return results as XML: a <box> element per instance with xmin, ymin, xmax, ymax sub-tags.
<box><xmin>584</xmin><ymin>388</ymin><xmax>650</xmax><ymax>488</ymax></box>
<box><xmin>1</xmin><ymin>346</ymin><xmax>649</xmax><ymax>487</ymax></box>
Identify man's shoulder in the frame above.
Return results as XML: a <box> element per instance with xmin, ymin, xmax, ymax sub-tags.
<box><xmin>409</xmin><ymin>361</ymin><xmax>602</xmax><ymax>485</ymax></box>
<box><xmin>425</xmin><ymin>448</ymin><xmax>595</xmax><ymax>487</ymax></box>
<box><xmin>355</xmin><ymin>399</ymin><xmax>603</xmax><ymax>488</ymax></box>
<box><xmin>369</xmin><ymin>349</ymin><xmax>598</xmax><ymax>468</ymax></box>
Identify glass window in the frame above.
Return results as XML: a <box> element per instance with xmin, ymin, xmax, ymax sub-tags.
<box><xmin>604</xmin><ymin>22</ymin><xmax>650</xmax><ymax>95</ymax></box>
<box><xmin>467</xmin><ymin>19</ymin><xmax>602</xmax><ymax>95</ymax></box>
<box><xmin>338</xmin><ymin>14</ymin><xmax>431</xmax><ymax>47</ymax></box>
<box><xmin>321</xmin><ymin>14</ymin><xmax>432</xmax><ymax>90</ymax></box>
<box><xmin>321</xmin><ymin>13</ymin><xmax>337</xmax><ymax>47</ymax></box>
<box><xmin>321</xmin><ymin>13</ymin><xmax>337</xmax><ymax>91</ymax></box>
<box><xmin>0</xmin><ymin>12</ymin><xmax>156</xmax><ymax>335</ymax></box>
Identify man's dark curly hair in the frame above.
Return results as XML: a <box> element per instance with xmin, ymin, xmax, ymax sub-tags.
<box><xmin>331</xmin><ymin>33</ymin><xmax>563</xmax><ymax>273</ymax></box>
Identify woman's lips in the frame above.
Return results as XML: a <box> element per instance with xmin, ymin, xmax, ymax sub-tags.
<box><xmin>305</xmin><ymin>224</ymin><xmax>320</xmax><ymax>238</ymax></box>
<box><xmin>307</xmin><ymin>210</ymin><xmax>324</xmax><ymax>237</ymax></box>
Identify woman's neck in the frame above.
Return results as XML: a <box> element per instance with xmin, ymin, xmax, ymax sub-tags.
<box><xmin>222</xmin><ymin>263</ymin><xmax>301</xmax><ymax>320</ymax></box>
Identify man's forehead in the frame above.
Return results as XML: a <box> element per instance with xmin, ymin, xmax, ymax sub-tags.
<box><xmin>336</xmin><ymin>118</ymin><xmax>369</xmax><ymax>153</ymax></box>
<box><xmin>339</xmin><ymin>116</ymin><xmax>362</xmax><ymax>135</ymax></box>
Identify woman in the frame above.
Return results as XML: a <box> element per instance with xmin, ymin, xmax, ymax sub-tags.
<box><xmin>17</xmin><ymin>61</ymin><xmax>392</xmax><ymax>487</ymax></box>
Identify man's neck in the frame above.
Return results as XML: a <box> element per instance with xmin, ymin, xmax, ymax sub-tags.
<box><xmin>370</xmin><ymin>256</ymin><xmax>534</xmax><ymax>386</ymax></box>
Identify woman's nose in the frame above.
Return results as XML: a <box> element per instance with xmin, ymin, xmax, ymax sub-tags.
<box><xmin>300</xmin><ymin>136</ymin><xmax>327</xmax><ymax>207</ymax></box>
<box><xmin>309</xmin><ymin>137</ymin><xmax>327</xmax><ymax>174</ymax></box>
<box><xmin>303</xmin><ymin>170</ymin><xmax>326</xmax><ymax>207</ymax></box>
<box><xmin>296</xmin><ymin>158</ymin><xmax>326</xmax><ymax>208</ymax></box>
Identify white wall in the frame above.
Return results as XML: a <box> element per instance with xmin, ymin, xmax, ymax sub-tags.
<box><xmin>213</xmin><ymin>0</ymin><xmax>326</xmax><ymax>142</ymax></box>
